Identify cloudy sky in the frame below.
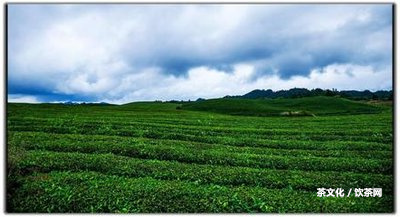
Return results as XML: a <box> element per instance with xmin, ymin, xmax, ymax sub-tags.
<box><xmin>8</xmin><ymin>4</ymin><xmax>393</xmax><ymax>104</ymax></box>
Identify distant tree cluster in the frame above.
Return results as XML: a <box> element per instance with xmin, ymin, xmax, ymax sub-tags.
<box><xmin>224</xmin><ymin>88</ymin><xmax>393</xmax><ymax>101</ymax></box>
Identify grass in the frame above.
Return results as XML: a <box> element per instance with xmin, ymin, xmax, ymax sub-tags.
<box><xmin>11</xmin><ymin>171</ymin><xmax>392</xmax><ymax>213</ymax></box>
<box><xmin>181</xmin><ymin>96</ymin><xmax>385</xmax><ymax>116</ymax></box>
<box><xmin>7</xmin><ymin>97</ymin><xmax>393</xmax><ymax>213</ymax></box>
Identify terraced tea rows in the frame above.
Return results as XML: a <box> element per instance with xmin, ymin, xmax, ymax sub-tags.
<box><xmin>7</xmin><ymin>101</ymin><xmax>393</xmax><ymax>212</ymax></box>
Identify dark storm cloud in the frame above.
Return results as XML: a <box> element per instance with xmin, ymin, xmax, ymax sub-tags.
<box><xmin>8</xmin><ymin>4</ymin><xmax>393</xmax><ymax>103</ymax></box>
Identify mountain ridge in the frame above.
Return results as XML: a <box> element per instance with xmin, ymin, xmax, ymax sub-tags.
<box><xmin>223</xmin><ymin>88</ymin><xmax>392</xmax><ymax>101</ymax></box>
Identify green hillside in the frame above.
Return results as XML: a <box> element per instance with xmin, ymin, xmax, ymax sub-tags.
<box><xmin>7</xmin><ymin>100</ymin><xmax>393</xmax><ymax>212</ymax></box>
<box><xmin>181</xmin><ymin>96</ymin><xmax>384</xmax><ymax>116</ymax></box>
<box><xmin>119</xmin><ymin>102</ymin><xmax>179</xmax><ymax>111</ymax></box>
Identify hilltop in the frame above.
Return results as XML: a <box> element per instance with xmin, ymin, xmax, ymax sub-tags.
<box><xmin>225</xmin><ymin>88</ymin><xmax>392</xmax><ymax>101</ymax></box>
<box><xmin>180</xmin><ymin>96</ymin><xmax>384</xmax><ymax>117</ymax></box>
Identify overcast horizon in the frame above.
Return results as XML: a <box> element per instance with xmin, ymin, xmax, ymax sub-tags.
<box><xmin>8</xmin><ymin>4</ymin><xmax>393</xmax><ymax>104</ymax></box>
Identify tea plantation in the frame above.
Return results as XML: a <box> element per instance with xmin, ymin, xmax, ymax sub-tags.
<box><xmin>7</xmin><ymin>97</ymin><xmax>393</xmax><ymax>213</ymax></box>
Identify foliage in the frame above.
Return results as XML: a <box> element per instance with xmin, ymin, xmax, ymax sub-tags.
<box><xmin>7</xmin><ymin>99</ymin><xmax>393</xmax><ymax>213</ymax></box>
<box><xmin>181</xmin><ymin>96</ymin><xmax>385</xmax><ymax>116</ymax></box>
<box><xmin>235</xmin><ymin>88</ymin><xmax>393</xmax><ymax>101</ymax></box>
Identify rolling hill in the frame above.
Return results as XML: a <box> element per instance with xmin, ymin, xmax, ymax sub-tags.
<box><xmin>180</xmin><ymin>96</ymin><xmax>384</xmax><ymax>116</ymax></box>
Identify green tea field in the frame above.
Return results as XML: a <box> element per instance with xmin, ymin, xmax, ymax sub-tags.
<box><xmin>7</xmin><ymin>97</ymin><xmax>393</xmax><ymax>213</ymax></box>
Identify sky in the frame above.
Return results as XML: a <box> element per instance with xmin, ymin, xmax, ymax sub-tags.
<box><xmin>8</xmin><ymin>4</ymin><xmax>393</xmax><ymax>104</ymax></box>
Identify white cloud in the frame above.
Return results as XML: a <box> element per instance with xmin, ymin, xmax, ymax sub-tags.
<box><xmin>8</xmin><ymin>4</ymin><xmax>392</xmax><ymax>103</ymax></box>
<box><xmin>8</xmin><ymin>95</ymin><xmax>40</xmax><ymax>103</ymax></box>
<box><xmin>105</xmin><ymin>63</ymin><xmax>391</xmax><ymax>104</ymax></box>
